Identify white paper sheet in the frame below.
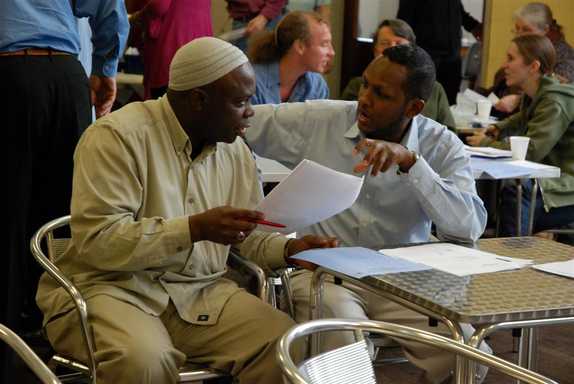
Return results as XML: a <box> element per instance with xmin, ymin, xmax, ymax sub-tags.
<box><xmin>487</xmin><ymin>92</ymin><xmax>500</xmax><ymax>104</ymax></box>
<box><xmin>290</xmin><ymin>247</ymin><xmax>431</xmax><ymax>278</ymax></box>
<box><xmin>532</xmin><ymin>259</ymin><xmax>574</xmax><ymax>279</ymax></box>
<box><xmin>380</xmin><ymin>243</ymin><xmax>533</xmax><ymax>277</ymax></box>
<box><xmin>256</xmin><ymin>159</ymin><xmax>363</xmax><ymax>234</ymax></box>
<box><xmin>465</xmin><ymin>146</ymin><xmax>512</xmax><ymax>158</ymax></box>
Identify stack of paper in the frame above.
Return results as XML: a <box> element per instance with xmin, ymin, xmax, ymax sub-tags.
<box><xmin>290</xmin><ymin>247</ymin><xmax>431</xmax><ymax>278</ymax></box>
<box><xmin>465</xmin><ymin>146</ymin><xmax>512</xmax><ymax>159</ymax></box>
<box><xmin>532</xmin><ymin>259</ymin><xmax>574</xmax><ymax>279</ymax></box>
<box><xmin>380</xmin><ymin>243</ymin><xmax>533</xmax><ymax>277</ymax></box>
<box><xmin>256</xmin><ymin>159</ymin><xmax>364</xmax><ymax>234</ymax></box>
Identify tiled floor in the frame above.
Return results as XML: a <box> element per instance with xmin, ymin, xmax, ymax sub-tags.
<box><xmin>376</xmin><ymin>324</ymin><xmax>574</xmax><ymax>383</ymax></box>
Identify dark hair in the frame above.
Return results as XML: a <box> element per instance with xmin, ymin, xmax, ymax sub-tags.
<box><xmin>372</xmin><ymin>19</ymin><xmax>416</xmax><ymax>46</ymax></box>
<box><xmin>512</xmin><ymin>34</ymin><xmax>556</xmax><ymax>75</ymax></box>
<box><xmin>248</xmin><ymin>11</ymin><xmax>326</xmax><ymax>63</ymax></box>
<box><xmin>382</xmin><ymin>44</ymin><xmax>435</xmax><ymax>101</ymax></box>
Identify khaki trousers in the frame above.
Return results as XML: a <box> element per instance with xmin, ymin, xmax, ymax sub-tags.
<box><xmin>46</xmin><ymin>291</ymin><xmax>295</xmax><ymax>384</ymax></box>
<box><xmin>290</xmin><ymin>271</ymin><xmax>492</xmax><ymax>384</ymax></box>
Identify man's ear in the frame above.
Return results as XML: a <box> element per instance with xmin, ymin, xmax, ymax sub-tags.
<box><xmin>405</xmin><ymin>98</ymin><xmax>425</xmax><ymax>118</ymax></box>
<box><xmin>188</xmin><ymin>88</ymin><xmax>209</xmax><ymax>112</ymax></box>
<box><xmin>529</xmin><ymin>60</ymin><xmax>541</xmax><ymax>75</ymax></box>
<box><xmin>293</xmin><ymin>39</ymin><xmax>306</xmax><ymax>56</ymax></box>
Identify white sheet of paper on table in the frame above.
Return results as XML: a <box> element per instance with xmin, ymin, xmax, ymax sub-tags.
<box><xmin>465</xmin><ymin>146</ymin><xmax>512</xmax><ymax>159</ymax></box>
<box><xmin>532</xmin><ymin>259</ymin><xmax>574</xmax><ymax>279</ymax></box>
<box><xmin>380</xmin><ymin>243</ymin><xmax>533</xmax><ymax>277</ymax></box>
<box><xmin>255</xmin><ymin>159</ymin><xmax>363</xmax><ymax>234</ymax></box>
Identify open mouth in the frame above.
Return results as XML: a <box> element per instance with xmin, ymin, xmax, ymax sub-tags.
<box><xmin>357</xmin><ymin>109</ymin><xmax>370</xmax><ymax>125</ymax></box>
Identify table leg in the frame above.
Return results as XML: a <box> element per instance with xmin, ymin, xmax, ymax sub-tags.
<box><xmin>516</xmin><ymin>179</ymin><xmax>523</xmax><ymax>236</ymax></box>
<box><xmin>527</xmin><ymin>180</ymin><xmax>538</xmax><ymax>236</ymax></box>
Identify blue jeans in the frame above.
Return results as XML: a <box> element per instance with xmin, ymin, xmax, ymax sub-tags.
<box><xmin>500</xmin><ymin>179</ymin><xmax>574</xmax><ymax>237</ymax></box>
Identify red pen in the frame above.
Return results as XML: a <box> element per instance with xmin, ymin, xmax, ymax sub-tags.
<box><xmin>250</xmin><ymin>219</ymin><xmax>286</xmax><ymax>228</ymax></box>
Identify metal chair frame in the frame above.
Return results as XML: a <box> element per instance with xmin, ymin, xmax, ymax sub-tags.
<box><xmin>277</xmin><ymin>319</ymin><xmax>559</xmax><ymax>384</ymax></box>
<box><xmin>31</xmin><ymin>215</ymin><xmax>270</xmax><ymax>384</ymax></box>
<box><xmin>0</xmin><ymin>324</ymin><xmax>62</xmax><ymax>384</ymax></box>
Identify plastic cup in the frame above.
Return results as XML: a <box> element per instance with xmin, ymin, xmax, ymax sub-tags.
<box><xmin>510</xmin><ymin>136</ymin><xmax>530</xmax><ymax>160</ymax></box>
<box><xmin>476</xmin><ymin>100</ymin><xmax>492</xmax><ymax>120</ymax></box>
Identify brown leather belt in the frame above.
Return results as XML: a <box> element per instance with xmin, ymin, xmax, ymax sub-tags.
<box><xmin>0</xmin><ymin>48</ymin><xmax>71</xmax><ymax>57</ymax></box>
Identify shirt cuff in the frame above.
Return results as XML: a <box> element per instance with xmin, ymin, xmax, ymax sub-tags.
<box><xmin>164</xmin><ymin>216</ymin><xmax>193</xmax><ymax>253</ymax></box>
<box><xmin>263</xmin><ymin>233</ymin><xmax>291</xmax><ymax>270</ymax></box>
<box><xmin>401</xmin><ymin>156</ymin><xmax>441</xmax><ymax>194</ymax></box>
<box><xmin>91</xmin><ymin>55</ymin><xmax>120</xmax><ymax>78</ymax></box>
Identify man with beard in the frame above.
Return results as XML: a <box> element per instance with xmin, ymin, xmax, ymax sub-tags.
<box><xmin>245</xmin><ymin>44</ymin><xmax>490</xmax><ymax>383</ymax></box>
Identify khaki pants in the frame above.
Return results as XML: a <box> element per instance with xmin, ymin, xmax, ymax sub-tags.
<box><xmin>46</xmin><ymin>291</ymin><xmax>294</xmax><ymax>384</ymax></box>
<box><xmin>290</xmin><ymin>271</ymin><xmax>492</xmax><ymax>384</ymax></box>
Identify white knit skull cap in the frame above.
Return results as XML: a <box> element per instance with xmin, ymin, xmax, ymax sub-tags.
<box><xmin>168</xmin><ymin>37</ymin><xmax>248</xmax><ymax>91</ymax></box>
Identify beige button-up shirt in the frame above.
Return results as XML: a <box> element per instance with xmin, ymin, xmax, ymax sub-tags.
<box><xmin>37</xmin><ymin>97</ymin><xmax>289</xmax><ymax>326</ymax></box>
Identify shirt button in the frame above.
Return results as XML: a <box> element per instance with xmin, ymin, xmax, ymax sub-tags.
<box><xmin>177</xmin><ymin>246</ymin><xmax>183</xmax><ymax>252</ymax></box>
<box><xmin>188</xmin><ymin>197</ymin><xmax>194</xmax><ymax>204</ymax></box>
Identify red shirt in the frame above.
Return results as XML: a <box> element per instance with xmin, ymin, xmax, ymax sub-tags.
<box><xmin>142</xmin><ymin>0</ymin><xmax>212</xmax><ymax>97</ymax></box>
<box><xmin>225</xmin><ymin>0</ymin><xmax>286</xmax><ymax>21</ymax></box>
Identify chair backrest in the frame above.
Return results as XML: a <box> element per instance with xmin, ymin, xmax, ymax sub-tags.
<box><xmin>300</xmin><ymin>339</ymin><xmax>375</xmax><ymax>384</ymax></box>
<box><xmin>277</xmin><ymin>319</ymin><xmax>559</xmax><ymax>384</ymax></box>
<box><xmin>30</xmin><ymin>215</ymin><xmax>97</xmax><ymax>383</ymax></box>
<box><xmin>0</xmin><ymin>324</ymin><xmax>61</xmax><ymax>384</ymax></box>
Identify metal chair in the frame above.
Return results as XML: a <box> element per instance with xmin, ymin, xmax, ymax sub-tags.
<box><xmin>31</xmin><ymin>215</ymin><xmax>270</xmax><ymax>384</ymax></box>
<box><xmin>0</xmin><ymin>324</ymin><xmax>61</xmax><ymax>384</ymax></box>
<box><xmin>277</xmin><ymin>319</ymin><xmax>559</xmax><ymax>384</ymax></box>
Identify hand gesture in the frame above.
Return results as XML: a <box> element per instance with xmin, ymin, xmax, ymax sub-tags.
<box><xmin>188</xmin><ymin>206</ymin><xmax>263</xmax><ymax>245</ymax></box>
<box><xmin>494</xmin><ymin>94</ymin><xmax>520</xmax><ymax>113</ymax></box>
<box><xmin>353</xmin><ymin>138</ymin><xmax>416</xmax><ymax>176</ymax></box>
<box><xmin>466</xmin><ymin>125</ymin><xmax>499</xmax><ymax>146</ymax></box>
<box><xmin>285</xmin><ymin>235</ymin><xmax>338</xmax><ymax>270</ymax></box>
<box><xmin>90</xmin><ymin>75</ymin><xmax>117</xmax><ymax>118</ymax></box>
<box><xmin>246</xmin><ymin>14</ymin><xmax>268</xmax><ymax>35</ymax></box>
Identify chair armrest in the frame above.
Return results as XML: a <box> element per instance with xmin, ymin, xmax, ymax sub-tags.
<box><xmin>0</xmin><ymin>324</ymin><xmax>61</xmax><ymax>384</ymax></box>
<box><xmin>228</xmin><ymin>248</ymin><xmax>270</xmax><ymax>302</ymax></box>
<box><xmin>30</xmin><ymin>216</ymin><xmax>97</xmax><ymax>382</ymax></box>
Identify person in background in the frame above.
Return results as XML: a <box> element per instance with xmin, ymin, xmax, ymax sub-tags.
<box><xmin>1</xmin><ymin>0</ymin><xmax>128</xmax><ymax>382</ymax></box>
<box><xmin>468</xmin><ymin>34</ymin><xmax>574</xmax><ymax>238</ymax></box>
<box><xmin>36</xmin><ymin>37</ymin><xmax>336</xmax><ymax>384</ymax></box>
<box><xmin>341</xmin><ymin>18</ymin><xmax>455</xmax><ymax>131</ymax></box>
<box><xmin>286</xmin><ymin>0</ymin><xmax>330</xmax><ymax>22</ymax></box>
<box><xmin>489</xmin><ymin>2</ymin><xmax>574</xmax><ymax>116</ymax></box>
<box><xmin>246</xmin><ymin>45</ymin><xmax>490</xmax><ymax>384</ymax></box>
<box><xmin>248</xmin><ymin>11</ymin><xmax>334</xmax><ymax>104</ymax></box>
<box><xmin>398</xmin><ymin>0</ymin><xmax>482</xmax><ymax>105</ymax></box>
<box><xmin>128</xmin><ymin>0</ymin><xmax>212</xmax><ymax>99</ymax></box>
<box><xmin>226</xmin><ymin>0</ymin><xmax>287</xmax><ymax>52</ymax></box>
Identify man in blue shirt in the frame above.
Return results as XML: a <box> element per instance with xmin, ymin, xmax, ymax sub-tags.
<box><xmin>246</xmin><ymin>45</ymin><xmax>490</xmax><ymax>383</ymax></box>
<box><xmin>248</xmin><ymin>11</ymin><xmax>334</xmax><ymax>105</ymax></box>
<box><xmin>0</xmin><ymin>1</ymin><xmax>128</xmax><ymax>380</ymax></box>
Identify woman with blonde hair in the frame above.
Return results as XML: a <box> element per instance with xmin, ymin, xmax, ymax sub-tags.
<box><xmin>468</xmin><ymin>34</ymin><xmax>574</xmax><ymax>238</ymax></box>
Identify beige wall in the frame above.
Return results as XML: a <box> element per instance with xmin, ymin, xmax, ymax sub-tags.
<box><xmin>210</xmin><ymin>0</ymin><xmax>345</xmax><ymax>98</ymax></box>
<box><xmin>481</xmin><ymin>0</ymin><xmax>574</xmax><ymax>88</ymax></box>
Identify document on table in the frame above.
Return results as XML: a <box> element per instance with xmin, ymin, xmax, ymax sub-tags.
<box><xmin>290</xmin><ymin>247</ymin><xmax>431</xmax><ymax>278</ymax></box>
<box><xmin>532</xmin><ymin>259</ymin><xmax>574</xmax><ymax>279</ymax></box>
<box><xmin>256</xmin><ymin>159</ymin><xmax>364</xmax><ymax>234</ymax></box>
<box><xmin>465</xmin><ymin>146</ymin><xmax>512</xmax><ymax>159</ymax></box>
<box><xmin>380</xmin><ymin>243</ymin><xmax>533</xmax><ymax>277</ymax></box>
<box><xmin>470</xmin><ymin>157</ymin><xmax>536</xmax><ymax>179</ymax></box>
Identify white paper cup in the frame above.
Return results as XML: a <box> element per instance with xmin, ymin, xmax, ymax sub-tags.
<box><xmin>476</xmin><ymin>100</ymin><xmax>492</xmax><ymax>120</ymax></box>
<box><xmin>510</xmin><ymin>136</ymin><xmax>530</xmax><ymax>160</ymax></box>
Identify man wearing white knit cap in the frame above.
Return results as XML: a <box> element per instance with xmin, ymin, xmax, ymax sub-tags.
<box><xmin>36</xmin><ymin>36</ymin><xmax>336</xmax><ymax>384</ymax></box>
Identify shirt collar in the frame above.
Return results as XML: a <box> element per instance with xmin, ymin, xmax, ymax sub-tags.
<box><xmin>343</xmin><ymin>115</ymin><xmax>421</xmax><ymax>152</ymax></box>
<box><xmin>160</xmin><ymin>96</ymin><xmax>191</xmax><ymax>155</ymax></box>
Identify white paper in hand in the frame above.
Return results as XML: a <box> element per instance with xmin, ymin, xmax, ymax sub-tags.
<box><xmin>256</xmin><ymin>159</ymin><xmax>363</xmax><ymax>234</ymax></box>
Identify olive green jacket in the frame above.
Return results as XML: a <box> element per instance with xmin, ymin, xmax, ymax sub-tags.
<box><xmin>484</xmin><ymin>76</ymin><xmax>574</xmax><ymax>209</ymax></box>
<box><xmin>341</xmin><ymin>77</ymin><xmax>456</xmax><ymax>131</ymax></box>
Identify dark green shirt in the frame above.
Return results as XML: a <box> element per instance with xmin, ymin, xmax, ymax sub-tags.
<box><xmin>483</xmin><ymin>76</ymin><xmax>574</xmax><ymax>209</ymax></box>
<box><xmin>341</xmin><ymin>77</ymin><xmax>456</xmax><ymax>131</ymax></box>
